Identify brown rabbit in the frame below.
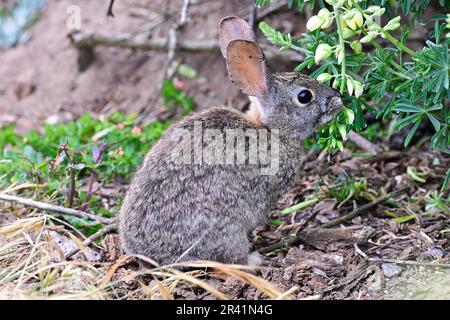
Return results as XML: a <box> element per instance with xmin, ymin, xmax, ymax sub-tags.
<box><xmin>119</xmin><ymin>16</ymin><xmax>342</xmax><ymax>265</ymax></box>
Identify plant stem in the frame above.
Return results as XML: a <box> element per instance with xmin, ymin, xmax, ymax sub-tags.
<box><xmin>369</xmin><ymin>40</ymin><xmax>405</xmax><ymax>72</ymax></box>
<box><xmin>351</xmin><ymin>0</ymin><xmax>416</xmax><ymax>57</ymax></box>
<box><xmin>289</xmin><ymin>43</ymin><xmax>310</xmax><ymax>55</ymax></box>
<box><xmin>280</xmin><ymin>197</ymin><xmax>319</xmax><ymax>215</ymax></box>
<box><xmin>334</xmin><ymin>7</ymin><xmax>346</xmax><ymax>94</ymax></box>
<box><xmin>320</xmin><ymin>187</ymin><xmax>410</xmax><ymax>228</ymax></box>
<box><xmin>381</xmin><ymin>31</ymin><xmax>416</xmax><ymax>57</ymax></box>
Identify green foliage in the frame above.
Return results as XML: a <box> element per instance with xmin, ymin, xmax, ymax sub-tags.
<box><xmin>0</xmin><ymin>73</ymin><xmax>193</xmax><ymax>231</ymax></box>
<box><xmin>256</xmin><ymin>0</ymin><xmax>311</xmax><ymax>10</ymax></box>
<box><xmin>260</xmin><ymin>21</ymin><xmax>294</xmax><ymax>50</ymax></box>
<box><xmin>258</xmin><ymin>0</ymin><xmax>449</xmax><ymax>158</ymax></box>
<box><xmin>376</xmin><ymin>41</ymin><xmax>449</xmax><ymax>151</ymax></box>
<box><xmin>1</xmin><ymin>113</ymin><xmax>167</xmax><ymax>232</ymax></box>
<box><xmin>1</xmin><ymin>113</ymin><xmax>167</xmax><ymax>180</ymax></box>
<box><xmin>256</xmin><ymin>0</ymin><xmax>273</xmax><ymax>8</ymax></box>
<box><xmin>361</xmin><ymin>122</ymin><xmax>387</xmax><ymax>142</ymax></box>
<box><xmin>0</xmin><ymin>113</ymin><xmax>170</xmax><ymax>214</ymax></box>
<box><xmin>257</xmin><ymin>1</ymin><xmax>449</xmax><ymax>21</ymax></box>
<box><xmin>162</xmin><ymin>80</ymin><xmax>194</xmax><ymax>116</ymax></box>
<box><xmin>321</xmin><ymin>176</ymin><xmax>372</xmax><ymax>204</ymax></box>
<box><xmin>425</xmin><ymin>190</ymin><xmax>450</xmax><ymax>214</ymax></box>
<box><xmin>369</xmin><ymin>0</ymin><xmax>449</xmax><ymax>23</ymax></box>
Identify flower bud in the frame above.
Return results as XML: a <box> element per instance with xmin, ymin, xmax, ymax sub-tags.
<box><xmin>332</xmin><ymin>79</ymin><xmax>340</xmax><ymax>89</ymax></box>
<box><xmin>367</xmin><ymin>20</ymin><xmax>380</xmax><ymax>32</ymax></box>
<box><xmin>385</xmin><ymin>16</ymin><xmax>401</xmax><ymax>31</ymax></box>
<box><xmin>315</xmin><ymin>43</ymin><xmax>333</xmax><ymax>64</ymax></box>
<box><xmin>342</xmin><ymin>27</ymin><xmax>356</xmax><ymax>39</ymax></box>
<box><xmin>366</xmin><ymin>5</ymin><xmax>385</xmax><ymax>16</ymax></box>
<box><xmin>338</xmin><ymin>124</ymin><xmax>348</xmax><ymax>140</ymax></box>
<box><xmin>317</xmin><ymin>8</ymin><xmax>334</xmax><ymax>29</ymax></box>
<box><xmin>343</xmin><ymin>10</ymin><xmax>363</xmax><ymax>30</ymax></box>
<box><xmin>321</xmin><ymin>16</ymin><xmax>334</xmax><ymax>29</ymax></box>
<box><xmin>306</xmin><ymin>15</ymin><xmax>323</xmax><ymax>31</ymax></box>
<box><xmin>353</xmin><ymin>80</ymin><xmax>364</xmax><ymax>97</ymax></box>
<box><xmin>347</xmin><ymin>19</ymin><xmax>357</xmax><ymax>30</ymax></box>
<box><xmin>353</xmin><ymin>12</ymin><xmax>364</xmax><ymax>28</ymax></box>
<box><xmin>317</xmin><ymin>73</ymin><xmax>333</xmax><ymax>83</ymax></box>
<box><xmin>343</xmin><ymin>11</ymin><xmax>356</xmax><ymax>29</ymax></box>
<box><xmin>335</xmin><ymin>45</ymin><xmax>344</xmax><ymax>64</ymax></box>
<box><xmin>347</xmin><ymin>79</ymin><xmax>354</xmax><ymax>96</ymax></box>
<box><xmin>384</xmin><ymin>22</ymin><xmax>400</xmax><ymax>31</ymax></box>
<box><xmin>317</xmin><ymin>8</ymin><xmax>331</xmax><ymax>19</ymax></box>
<box><xmin>350</xmin><ymin>40</ymin><xmax>362</xmax><ymax>53</ymax></box>
<box><xmin>342</xmin><ymin>107</ymin><xmax>355</xmax><ymax>124</ymax></box>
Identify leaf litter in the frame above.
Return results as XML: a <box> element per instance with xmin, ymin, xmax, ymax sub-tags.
<box><xmin>0</xmin><ymin>142</ymin><xmax>448</xmax><ymax>300</ymax></box>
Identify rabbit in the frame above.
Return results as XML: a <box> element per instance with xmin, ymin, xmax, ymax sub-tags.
<box><xmin>119</xmin><ymin>16</ymin><xmax>342</xmax><ymax>266</ymax></box>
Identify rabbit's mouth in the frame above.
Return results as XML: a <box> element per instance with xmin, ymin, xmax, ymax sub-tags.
<box><xmin>320</xmin><ymin>96</ymin><xmax>343</xmax><ymax>124</ymax></box>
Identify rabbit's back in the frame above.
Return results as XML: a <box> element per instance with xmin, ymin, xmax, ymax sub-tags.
<box><xmin>119</xmin><ymin>107</ymin><xmax>304</xmax><ymax>265</ymax></box>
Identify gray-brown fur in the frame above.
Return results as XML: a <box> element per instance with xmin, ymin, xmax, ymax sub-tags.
<box><xmin>119</xmin><ymin>17</ymin><xmax>342</xmax><ymax>265</ymax></box>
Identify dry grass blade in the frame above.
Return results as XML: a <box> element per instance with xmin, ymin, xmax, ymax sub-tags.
<box><xmin>145</xmin><ymin>278</ymin><xmax>174</xmax><ymax>300</ymax></box>
<box><xmin>1</xmin><ymin>217</ymin><xmax>294</xmax><ymax>300</ymax></box>
<box><xmin>0</xmin><ymin>216</ymin><xmax>45</xmax><ymax>236</ymax></box>
<box><xmin>99</xmin><ymin>255</ymin><xmax>133</xmax><ymax>288</ymax></box>
<box><xmin>154</xmin><ymin>268</ymin><xmax>229</xmax><ymax>300</ymax></box>
<box><xmin>167</xmin><ymin>260</ymin><xmax>290</xmax><ymax>299</ymax></box>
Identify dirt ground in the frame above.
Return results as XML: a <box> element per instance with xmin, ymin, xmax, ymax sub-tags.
<box><xmin>0</xmin><ymin>0</ymin><xmax>267</xmax><ymax>132</ymax></box>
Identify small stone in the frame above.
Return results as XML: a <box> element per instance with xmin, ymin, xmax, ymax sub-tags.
<box><xmin>382</xmin><ymin>263</ymin><xmax>403</xmax><ymax>278</ymax></box>
<box><xmin>430</xmin><ymin>247</ymin><xmax>444</xmax><ymax>258</ymax></box>
<box><xmin>46</xmin><ymin>114</ymin><xmax>60</xmax><ymax>125</ymax></box>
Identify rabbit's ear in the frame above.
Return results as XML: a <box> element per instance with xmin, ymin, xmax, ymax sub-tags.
<box><xmin>219</xmin><ymin>16</ymin><xmax>256</xmax><ymax>58</ymax></box>
<box><xmin>226</xmin><ymin>40</ymin><xmax>268</xmax><ymax>99</ymax></box>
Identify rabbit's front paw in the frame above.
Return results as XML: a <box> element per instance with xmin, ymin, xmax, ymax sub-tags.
<box><xmin>247</xmin><ymin>251</ymin><xmax>265</xmax><ymax>266</ymax></box>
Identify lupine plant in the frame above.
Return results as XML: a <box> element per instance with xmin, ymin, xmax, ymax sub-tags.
<box><xmin>257</xmin><ymin>0</ymin><xmax>449</xmax><ymax>190</ymax></box>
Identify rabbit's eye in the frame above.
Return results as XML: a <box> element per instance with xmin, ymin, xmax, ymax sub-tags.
<box><xmin>297</xmin><ymin>89</ymin><xmax>313</xmax><ymax>104</ymax></box>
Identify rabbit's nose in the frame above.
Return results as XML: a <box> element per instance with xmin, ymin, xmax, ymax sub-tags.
<box><xmin>329</xmin><ymin>96</ymin><xmax>343</xmax><ymax>110</ymax></box>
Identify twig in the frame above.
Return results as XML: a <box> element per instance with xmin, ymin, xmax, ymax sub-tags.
<box><xmin>320</xmin><ymin>187</ymin><xmax>410</xmax><ymax>228</ymax></box>
<box><xmin>179</xmin><ymin>0</ymin><xmax>190</xmax><ymax>25</ymax></box>
<box><xmin>360</xmin><ymin>151</ymin><xmax>402</xmax><ymax>163</ymax></box>
<box><xmin>258</xmin><ymin>188</ymin><xmax>409</xmax><ymax>253</ymax></box>
<box><xmin>53</xmin><ymin>144</ymin><xmax>76</xmax><ymax>207</ymax></box>
<box><xmin>0</xmin><ymin>193</ymin><xmax>114</xmax><ymax>225</ymax></box>
<box><xmin>248</xmin><ymin>1</ymin><xmax>257</xmax><ymax>30</ymax></box>
<box><xmin>69</xmin><ymin>32</ymin><xmax>218</xmax><ymax>52</ymax></box>
<box><xmin>257</xmin><ymin>0</ymin><xmax>286</xmax><ymax>21</ymax></box>
<box><xmin>259</xmin><ymin>234</ymin><xmax>298</xmax><ymax>254</ymax></box>
<box><xmin>137</xmin><ymin>0</ymin><xmax>191</xmax><ymax>124</ymax></box>
<box><xmin>65</xmin><ymin>223</ymin><xmax>118</xmax><ymax>259</ymax></box>
<box><xmin>69</xmin><ymin>31</ymin><xmax>302</xmax><ymax>62</ymax></box>
<box><xmin>368</xmin><ymin>258</ymin><xmax>450</xmax><ymax>269</ymax></box>
<box><xmin>107</xmin><ymin>0</ymin><xmax>115</xmax><ymax>17</ymax></box>
<box><xmin>348</xmin><ymin>130</ymin><xmax>383</xmax><ymax>154</ymax></box>
<box><xmin>79</xmin><ymin>172</ymin><xmax>103</xmax><ymax>212</ymax></box>
<box><xmin>259</xmin><ymin>225</ymin><xmax>375</xmax><ymax>254</ymax></box>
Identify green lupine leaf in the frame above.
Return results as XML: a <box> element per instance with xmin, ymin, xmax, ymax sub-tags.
<box><xmin>404</xmin><ymin>118</ymin><xmax>423</xmax><ymax>147</ymax></box>
<box><xmin>427</xmin><ymin>113</ymin><xmax>441</xmax><ymax>131</ymax></box>
<box><xmin>392</xmin><ymin>215</ymin><xmax>416</xmax><ymax>223</ymax></box>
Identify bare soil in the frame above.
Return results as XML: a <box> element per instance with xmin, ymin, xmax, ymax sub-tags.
<box><xmin>0</xmin><ymin>0</ymin><xmax>258</xmax><ymax>132</ymax></box>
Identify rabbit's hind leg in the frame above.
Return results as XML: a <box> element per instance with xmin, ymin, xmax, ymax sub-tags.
<box><xmin>208</xmin><ymin>231</ymin><xmax>250</xmax><ymax>265</ymax></box>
